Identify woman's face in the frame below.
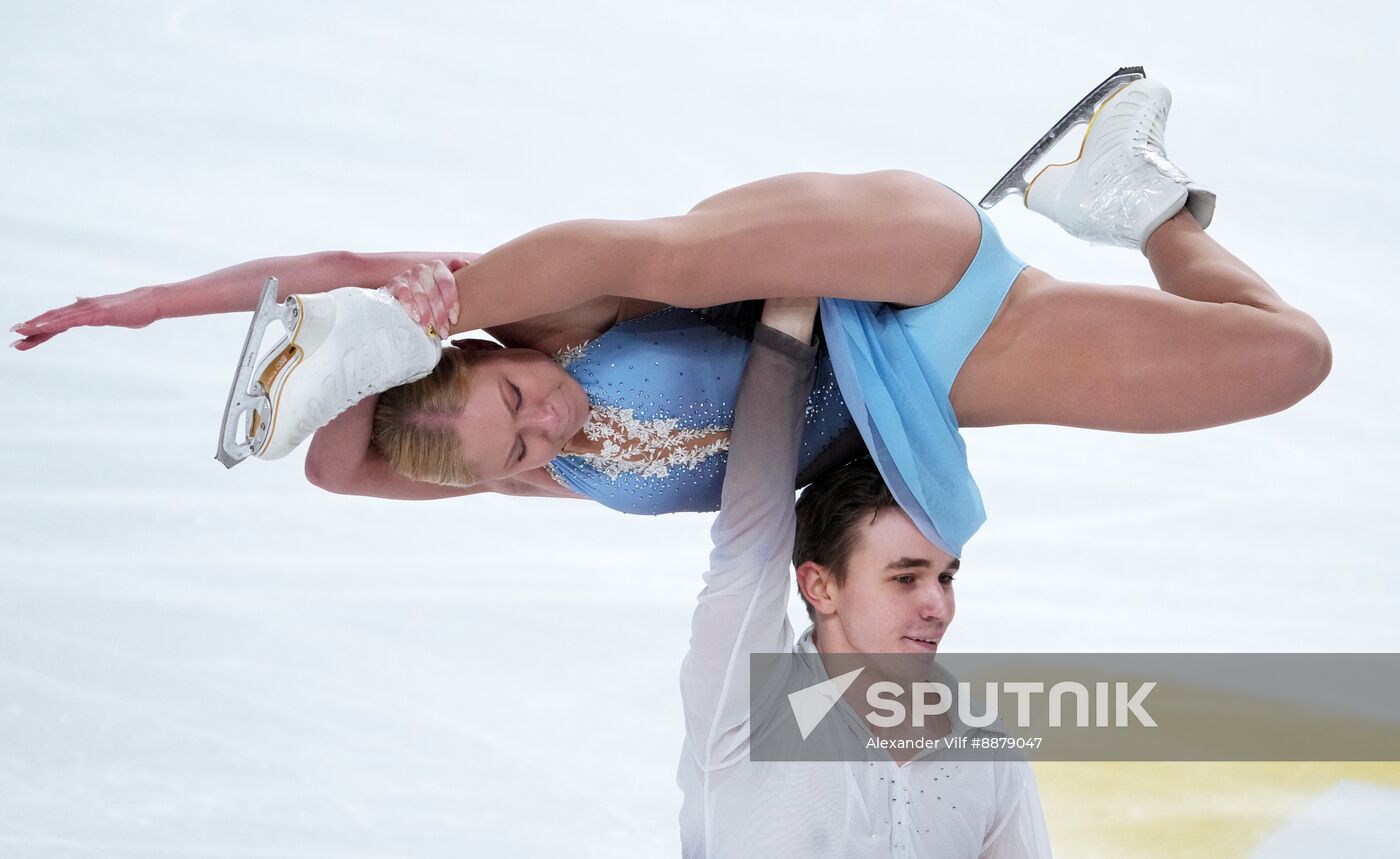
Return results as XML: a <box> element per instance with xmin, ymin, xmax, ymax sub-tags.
<box><xmin>451</xmin><ymin>347</ymin><xmax>590</xmax><ymax>482</ymax></box>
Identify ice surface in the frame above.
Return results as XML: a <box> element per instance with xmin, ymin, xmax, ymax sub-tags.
<box><xmin>2</xmin><ymin>1</ymin><xmax>1397</xmax><ymax>855</ymax></box>
<box><xmin>1250</xmin><ymin>781</ymin><xmax>1400</xmax><ymax>858</ymax></box>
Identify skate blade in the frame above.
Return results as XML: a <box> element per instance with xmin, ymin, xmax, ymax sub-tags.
<box><xmin>216</xmin><ymin>278</ymin><xmax>302</xmax><ymax>468</ymax></box>
<box><xmin>978</xmin><ymin>66</ymin><xmax>1146</xmax><ymax>210</ymax></box>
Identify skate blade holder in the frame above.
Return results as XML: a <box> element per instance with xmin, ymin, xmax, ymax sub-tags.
<box><xmin>978</xmin><ymin>66</ymin><xmax>1146</xmax><ymax>210</ymax></box>
<box><xmin>216</xmin><ymin>277</ymin><xmax>298</xmax><ymax>468</ymax></box>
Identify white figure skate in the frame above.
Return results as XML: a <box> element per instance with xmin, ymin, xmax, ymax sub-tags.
<box><xmin>980</xmin><ymin>67</ymin><xmax>1215</xmax><ymax>249</ymax></box>
<box><xmin>217</xmin><ymin>279</ymin><xmax>441</xmax><ymax>467</ymax></box>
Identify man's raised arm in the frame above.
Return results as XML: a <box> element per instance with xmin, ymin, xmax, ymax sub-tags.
<box><xmin>679</xmin><ymin>297</ymin><xmax>818</xmax><ymax>770</ymax></box>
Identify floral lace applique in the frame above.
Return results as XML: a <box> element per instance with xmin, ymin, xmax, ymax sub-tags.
<box><xmin>553</xmin><ymin>342</ymin><xmax>589</xmax><ymax>368</ymax></box>
<box><xmin>567</xmin><ymin>404</ymin><xmax>730</xmax><ymax>480</ymax></box>
<box><xmin>546</xmin><ymin>321</ymin><xmax>733</xmax><ymax>483</ymax></box>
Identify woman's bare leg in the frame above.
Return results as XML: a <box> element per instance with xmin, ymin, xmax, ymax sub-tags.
<box><xmin>951</xmin><ymin>211</ymin><xmax>1331</xmax><ymax>431</ymax></box>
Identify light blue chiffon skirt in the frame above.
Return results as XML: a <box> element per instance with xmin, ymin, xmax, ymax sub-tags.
<box><xmin>820</xmin><ymin>205</ymin><xmax>1026</xmax><ymax>557</ymax></box>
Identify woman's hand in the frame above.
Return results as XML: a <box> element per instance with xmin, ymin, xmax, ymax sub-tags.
<box><xmin>10</xmin><ymin>287</ymin><xmax>161</xmax><ymax>351</ymax></box>
<box><xmin>383</xmin><ymin>258</ymin><xmax>467</xmax><ymax>339</ymax></box>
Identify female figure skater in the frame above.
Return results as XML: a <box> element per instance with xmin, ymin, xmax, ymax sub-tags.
<box><xmin>12</xmin><ymin>74</ymin><xmax>1330</xmax><ymax>556</ymax></box>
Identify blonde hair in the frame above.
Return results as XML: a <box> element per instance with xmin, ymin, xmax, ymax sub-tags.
<box><xmin>372</xmin><ymin>347</ymin><xmax>480</xmax><ymax>487</ymax></box>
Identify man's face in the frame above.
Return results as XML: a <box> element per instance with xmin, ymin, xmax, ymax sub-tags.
<box><xmin>818</xmin><ymin>507</ymin><xmax>958</xmax><ymax>659</ymax></box>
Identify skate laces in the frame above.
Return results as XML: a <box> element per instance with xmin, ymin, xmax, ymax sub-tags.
<box><xmin>1138</xmin><ymin>101</ymin><xmax>1170</xmax><ymax>155</ymax></box>
<box><xmin>1086</xmin><ymin>94</ymin><xmax>1175</xmax><ymax>193</ymax></box>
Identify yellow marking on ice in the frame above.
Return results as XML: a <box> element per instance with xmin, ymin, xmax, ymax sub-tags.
<box><xmin>1034</xmin><ymin>762</ymin><xmax>1400</xmax><ymax>857</ymax></box>
<box><xmin>1020</xmin><ymin>668</ymin><xmax>1400</xmax><ymax>856</ymax></box>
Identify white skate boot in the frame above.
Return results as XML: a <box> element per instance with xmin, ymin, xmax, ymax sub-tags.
<box><xmin>217</xmin><ymin>279</ymin><xmax>442</xmax><ymax>466</ymax></box>
<box><xmin>980</xmin><ymin>68</ymin><xmax>1215</xmax><ymax>250</ymax></box>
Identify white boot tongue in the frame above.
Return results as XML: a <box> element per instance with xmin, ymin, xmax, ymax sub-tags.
<box><xmin>1184</xmin><ymin>186</ymin><xmax>1217</xmax><ymax>230</ymax></box>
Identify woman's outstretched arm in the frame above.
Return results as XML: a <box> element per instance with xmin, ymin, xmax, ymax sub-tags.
<box><xmin>10</xmin><ymin>250</ymin><xmax>480</xmax><ymax>350</ymax></box>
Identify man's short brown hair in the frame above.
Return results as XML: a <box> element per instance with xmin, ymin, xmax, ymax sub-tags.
<box><xmin>793</xmin><ymin>458</ymin><xmax>898</xmax><ymax>621</ymax></box>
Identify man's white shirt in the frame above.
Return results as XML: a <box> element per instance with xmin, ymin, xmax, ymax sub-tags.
<box><xmin>677</xmin><ymin>324</ymin><xmax>1052</xmax><ymax>858</ymax></box>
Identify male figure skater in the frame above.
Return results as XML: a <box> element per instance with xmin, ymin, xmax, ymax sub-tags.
<box><xmin>678</xmin><ymin>298</ymin><xmax>1051</xmax><ymax>857</ymax></box>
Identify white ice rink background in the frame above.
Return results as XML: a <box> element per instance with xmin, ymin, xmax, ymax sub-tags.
<box><xmin>2</xmin><ymin>2</ymin><xmax>1397</xmax><ymax>856</ymax></box>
